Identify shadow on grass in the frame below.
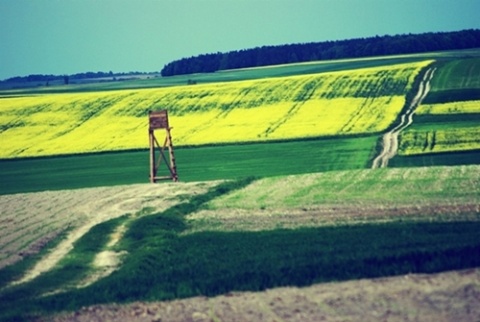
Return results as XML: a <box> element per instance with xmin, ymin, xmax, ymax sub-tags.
<box><xmin>32</xmin><ymin>220</ymin><xmax>480</xmax><ymax>318</ymax></box>
<box><xmin>391</xmin><ymin>149</ymin><xmax>480</xmax><ymax>168</ymax></box>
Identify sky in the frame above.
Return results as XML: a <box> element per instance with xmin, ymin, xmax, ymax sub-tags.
<box><xmin>1</xmin><ymin>0</ymin><xmax>479</xmax><ymax>80</ymax></box>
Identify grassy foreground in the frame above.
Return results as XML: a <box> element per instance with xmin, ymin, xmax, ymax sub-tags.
<box><xmin>0</xmin><ymin>167</ymin><xmax>479</xmax><ymax>320</ymax></box>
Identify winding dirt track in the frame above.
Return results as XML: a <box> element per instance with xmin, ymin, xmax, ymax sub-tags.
<box><xmin>372</xmin><ymin>68</ymin><xmax>435</xmax><ymax>169</ymax></box>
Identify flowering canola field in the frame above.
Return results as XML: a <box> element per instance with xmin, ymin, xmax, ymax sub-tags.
<box><xmin>0</xmin><ymin>61</ymin><xmax>431</xmax><ymax>158</ymax></box>
<box><xmin>399</xmin><ymin>100</ymin><xmax>480</xmax><ymax>155</ymax></box>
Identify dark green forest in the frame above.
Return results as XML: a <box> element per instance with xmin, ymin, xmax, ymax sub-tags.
<box><xmin>161</xmin><ymin>29</ymin><xmax>480</xmax><ymax>76</ymax></box>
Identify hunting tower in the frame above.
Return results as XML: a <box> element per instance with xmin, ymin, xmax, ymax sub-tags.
<box><xmin>148</xmin><ymin>110</ymin><xmax>178</xmax><ymax>182</ymax></box>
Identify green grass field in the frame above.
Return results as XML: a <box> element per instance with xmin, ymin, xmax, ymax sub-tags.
<box><xmin>205</xmin><ymin>165</ymin><xmax>479</xmax><ymax>209</ymax></box>
<box><xmin>423</xmin><ymin>57</ymin><xmax>480</xmax><ymax>104</ymax></box>
<box><xmin>390</xmin><ymin>149</ymin><xmax>480</xmax><ymax>168</ymax></box>
<box><xmin>0</xmin><ymin>135</ymin><xmax>377</xmax><ymax>195</ymax></box>
<box><xmin>1</xmin><ymin>171</ymin><xmax>479</xmax><ymax>320</ymax></box>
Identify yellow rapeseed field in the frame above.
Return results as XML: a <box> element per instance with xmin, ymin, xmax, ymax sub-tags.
<box><xmin>399</xmin><ymin>100</ymin><xmax>480</xmax><ymax>155</ymax></box>
<box><xmin>0</xmin><ymin>61</ymin><xmax>432</xmax><ymax>158</ymax></box>
<box><xmin>399</xmin><ymin>127</ymin><xmax>480</xmax><ymax>155</ymax></box>
<box><xmin>416</xmin><ymin>100</ymin><xmax>480</xmax><ymax>115</ymax></box>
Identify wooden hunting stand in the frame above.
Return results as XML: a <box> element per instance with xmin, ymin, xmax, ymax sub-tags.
<box><xmin>148</xmin><ymin>110</ymin><xmax>178</xmax><ymax>182</ymax></box>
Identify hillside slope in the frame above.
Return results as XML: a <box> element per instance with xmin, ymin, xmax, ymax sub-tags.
<box><xmin>0</xmin><ymin>61</ymin><xmax>431</xmax><ymax>158</ymax></box>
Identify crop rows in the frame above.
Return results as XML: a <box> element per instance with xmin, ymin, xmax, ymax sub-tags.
<box><xmin>397</xmin><ymin>56</ymin><xmax>480</xmax><ymax>156</ymax></box>
<box><xmin>0</xmin><ymin>61</ymin><xmax>431</xmax><ymax>158</ymax></box>
<box><xmin>399</xmin><ymin>100</ymin><xmax>480</xmax><ymax>155</ymax></box>
<box><xmin>424</xmin><ymin>57</ymin><xmax>480</xmax><ymax>104</ymax></box>
<box><xmin>399</xmin><ymin>126</ymin><xmax>480</xmax><ymax>155</ymax></box>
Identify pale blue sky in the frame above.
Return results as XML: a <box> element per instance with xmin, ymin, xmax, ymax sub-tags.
<box><xmin>1</xmin><ymin>0</ymin><xmax>479</xmax><ymax>80</ymax></box>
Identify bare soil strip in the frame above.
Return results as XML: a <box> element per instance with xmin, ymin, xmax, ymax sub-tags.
<box><xmin>48</xmin><ymin>268</ymin><xmax>480</xmax><ymax>322</ymax></box>
<box><xmin>372</xmin><ymin>68</ymin><xmax>435</xmax><ymax>168</ymax></box>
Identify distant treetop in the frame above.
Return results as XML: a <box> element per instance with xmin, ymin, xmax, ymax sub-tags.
<box><xmin>2</xmin><ymin>71</ymin><xmax>152</xmax><ymax>84</ymax></box>
<box><xmin>161</xmin><ymin>29</ymin><xmax>480</xmax><ymax>77</ymax></box>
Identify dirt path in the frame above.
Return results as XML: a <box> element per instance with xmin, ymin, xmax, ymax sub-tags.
<box><xmin>372</xmin><ymin>68</ymin><xmax>435</xmax><ymax>168</ymax></box>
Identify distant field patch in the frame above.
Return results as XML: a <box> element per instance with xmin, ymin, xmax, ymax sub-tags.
<box><xmin>188</xmin><ymin>164</ymin><xmax>480</xmax><ymax>232</ymax></box>
<box><xmin>203</xmin><ymin>165</ymin><xmax>479</xmax><ymax>211</ymax></box>
<box><xmin>423</xmin><ymin>57</ymin><xmax>480</xmax><ymax>104</ymax></box>
<box><xmin>0</xmin><ymin>61</ymin><xmax>431</xmax><ymax>158</ymax></box>
<box><xmin>399</xmin><ymin>125</ymin><xmax>480</xmax><ymax>155</ymax></box>
<box><xmin>399</xmin><ymin>100</ymin><xmax>480</xmax><ymax>155</ymax></box>
<box><xmin>398</xmin><ymin>57</ymin><xmax>480</xmax><ymax>156</ymax></box>
<box><xmin>0</xmin><ymin>136</ymin><xmax>377</xmax><ymax>195</ymax></box>
<box><xmin>416</xmin><ymin>100</ymin><xmax>480</xmax><ymax>115</ymax></box>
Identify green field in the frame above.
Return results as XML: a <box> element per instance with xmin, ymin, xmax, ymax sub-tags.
<box><xmin>423</xmin><ymin>57</ymin><xmax>480</xmax><ymax>104</ymax></box>
<box><xmin>390</xmin><ymin>149</ymin><xmax>480</xmax><ymax>167</ymax></box>
<box><xmin>396</xmin><ymin>56</ymin><xmax>480</xmax><ymax>160</ymax></box>
<box><xmin>0</xmin><ymin>135</ymin><xmax>377</xmax><ymax>195</ymax></box>
<box><xmin>1</xmin><ymin>167</ymin><xmax>479</xmax><ymax>320</ymax></box>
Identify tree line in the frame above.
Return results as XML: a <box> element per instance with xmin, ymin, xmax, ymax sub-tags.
<box><xmin>161</xmin><ymin>29</ymin><xmax>480</xmax><ymax>77</ymax></box>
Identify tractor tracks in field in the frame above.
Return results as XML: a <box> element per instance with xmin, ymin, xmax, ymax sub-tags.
<box><xmin>262</xmin><ymin>78</ymin><xmax>319</xmax><ymax>137</ymax></box>
<box><xmin>371</xmin><ymin>67</ymin><xmax>436</xmax><ymax>169</ymax></box>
